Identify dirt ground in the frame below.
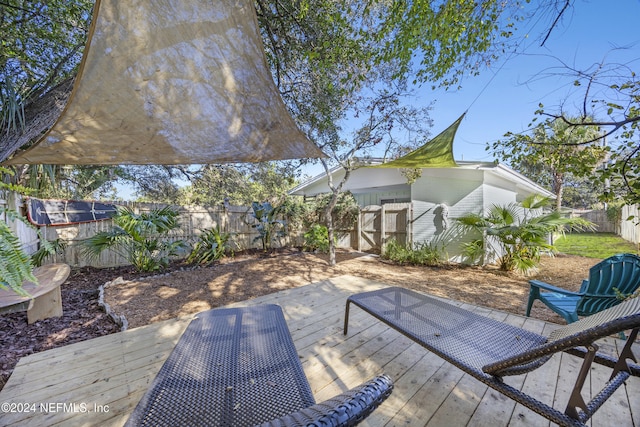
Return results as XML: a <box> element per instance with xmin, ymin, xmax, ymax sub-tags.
<box><xmin>104</xmin><ymin>249</ymin><xmax>595</xmax><ymax>328</ymax></box>
<box><xmin>0</xmin><ymin>248</ymin><xmax>598</xmax><ymax>391</ymax></box>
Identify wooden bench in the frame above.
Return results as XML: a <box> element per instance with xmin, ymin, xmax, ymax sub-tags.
<box><xmin>0</xmin><ymin>263</ymin><xmax>71</xmax><ymax>324</ymax></box>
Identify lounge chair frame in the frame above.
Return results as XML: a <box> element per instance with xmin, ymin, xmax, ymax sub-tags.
<box><xmin>344</xmin><ymin>286</ymin><xmax>640</xmax><ymax>427</ymax></box>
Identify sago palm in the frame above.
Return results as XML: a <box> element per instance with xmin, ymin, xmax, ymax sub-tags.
<box><xmin>82</xmin><ymin>206</ymin><xmax>186</xmax><ymax>272</ymax></box>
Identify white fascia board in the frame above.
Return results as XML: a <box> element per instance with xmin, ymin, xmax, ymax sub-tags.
<box><xmin>289</xmin><ymin>158</ymin><xmax>387</xmax><ymax>196</ymax></box>
<box><xmin>490</xmin><ymin>163</ymin><xmax>555</xmax><ymax>198</ymax></box>
<box><xmin>289</xmin><ymin>165</ymin><xmax>342</xmax><ymax>195</ymax></box>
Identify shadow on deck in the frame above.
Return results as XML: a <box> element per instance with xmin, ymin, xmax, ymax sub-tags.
<box><xmin>1</xmin><ymin>275</ymin><xmax>638</xmax><ymax>426</ymax></box>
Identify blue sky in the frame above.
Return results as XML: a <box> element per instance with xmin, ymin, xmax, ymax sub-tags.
<box><xmin>414</xmin><ymin>0</ymin><xmax>640</xmax><ymax>164</ymax></box>
<box><xmin>118</xmin><ymin>1</ymin><xmax>640</xmax><ymax>198</ymax></box>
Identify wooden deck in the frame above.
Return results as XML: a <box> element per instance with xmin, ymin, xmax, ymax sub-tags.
<box><xmin>1</xmin><ymin>275</ymin><xmax>639</xmax><ymax>426</ymax></box>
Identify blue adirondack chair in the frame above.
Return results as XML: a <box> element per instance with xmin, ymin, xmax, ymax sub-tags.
<box><xmin>526</xmin><ymin>253</ymin><xmax>640</xmax><ymax>324</ymax></box>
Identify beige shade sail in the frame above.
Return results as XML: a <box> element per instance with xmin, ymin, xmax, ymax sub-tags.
<box><xmin>5</xmin><ymin>0</ymin><xmax>325</xmax><ymax>165</ymax></box>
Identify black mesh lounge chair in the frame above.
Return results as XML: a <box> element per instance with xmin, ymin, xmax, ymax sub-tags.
<box><xmin>126</xmin><ymin>304</ymin><xmax>393</xmax><ymax>427</ymax></box>
<box><xmin>344</xmin><ymin>287</ymin><xmax>640</xmax><ymax>427</ymax></box>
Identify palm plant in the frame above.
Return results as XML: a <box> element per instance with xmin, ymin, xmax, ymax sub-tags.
<box><xmin>31</xmin><ymin>238</ymin><xmax>67</xmax><ymax>267</ymax></box>
<box><xmin>249</xmin><ymin>202</ymin><xmax>286</xmax><ymax>251</ymax></box>
<box><xmin>455</xmin><ymin>195</ymin><xmax>594</xmax><ymax>273</ymax></box>
<box><xmin>82</xmin><ymin>206</ymin><xmax>186</xmax><ymax>272</ymax></box>
<box><xmin>186</xmin><ymin>226</ymin><xmax>231</xmax><ymax>265</ymax></box>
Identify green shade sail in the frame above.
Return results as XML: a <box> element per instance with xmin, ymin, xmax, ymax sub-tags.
<box><xmin>374</xmin><ymin>113</ymin><xmax>465</xmax><ymax>168</ymax></box>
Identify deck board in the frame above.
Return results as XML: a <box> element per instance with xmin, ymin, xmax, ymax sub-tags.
<box><xmin>1</xmin><ymin>275</ymin><xmax>638</xmax><ymax>426</ymax></box>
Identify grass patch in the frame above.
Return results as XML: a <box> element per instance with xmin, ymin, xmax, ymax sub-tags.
<box><xmin>554</xmin><ymin>233</ymin><xmax>639</xmax><ymax>259</ymax></box>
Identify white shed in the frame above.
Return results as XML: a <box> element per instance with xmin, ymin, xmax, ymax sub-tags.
<box><xmin>290</xmin><ymin>160</ymin><xmax>555</xmax><ymax>262</ymax></box>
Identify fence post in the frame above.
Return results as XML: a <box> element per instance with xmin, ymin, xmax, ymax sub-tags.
<box><xmin>408</xmin><ymin>203</ymin><xmax>413</xmax><ymax>247</ymax></box>
<box><xmin>357</xmin><ymin>209</ymin><xmax>362</xmax><ymax>252</ymax></box>
<box><xmin>380</xmin><ymin>204</ymin><xmax>386</xmax><ymax>254</ymax></box>
<box><xmin>222</xmin><ymin>206</ymin><xmax>229</xmax><ymax>234</ymax></box>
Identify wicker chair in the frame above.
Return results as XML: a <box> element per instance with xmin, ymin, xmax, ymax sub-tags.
<box><xmin>345</xmin><ymin>286</ymin><xmax>640</xmax><ymax>427</ymax></box>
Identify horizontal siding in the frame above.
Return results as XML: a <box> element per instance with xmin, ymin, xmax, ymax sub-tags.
<box><xmin>354</xmin><ymin>190</ymin><xmax>410</xmax><ymax>207</ymax></box>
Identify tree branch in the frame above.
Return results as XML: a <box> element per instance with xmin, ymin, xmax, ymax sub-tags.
<box><xmin>26</xmin><ymin>41</ymin><xmax>85</xmax><ymax>103</ymax></box>
<box><xmin>537</xmin><ymin>113</ymin><xmax>640</xmax><ymax>146</ymax></box>
<box><xmin>621</xmin><ymin>144</ymin><xmax>640</xmax><ymax>197</ymax></box>
<box><xmin>254</xmin><ymin>0</ymin><xmax>284</xmax><ymax>88</ymax></box>
<box><xmin>540</xmin><ymin>0</ymin><xmax>572</xmax><ymax>47</ymax></box>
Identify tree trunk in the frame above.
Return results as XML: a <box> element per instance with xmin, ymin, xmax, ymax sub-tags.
<box><xmin>323</xmin><ymin>187</ymin><xmax>342</xmax><ymax>266</ymax></box>
<box><xmin>325</xmin><ymin>207</ymin><xmax>336</xmax><ymax>266</ymax></box>
<box><xmin>553</xmin><ymin>171</ymin><xmax>564</xmax><ymax>211</ymax></box>
<box><xmin>320</xmin><ymin>160</ymin><xmax>350</xmax><ymax>267</ymax></box>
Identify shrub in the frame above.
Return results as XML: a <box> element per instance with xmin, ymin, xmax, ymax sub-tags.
<box><xmin>383</xmin><ymin>238</ymin><xmax>444</xmax><ymax>266</ymax></box>
<box><xmin>187</xmin><ymin>226</ymin><xmax>231</xmax><ymax>265</ymax></box>
<box><xmin>305</xmin><ymin>192</ymin><xmax>359</xmax><ymax>229</ymax></box>
<box><xmin>303</xmin><ymin>224</ymin><xmax>331</xmax><ymax>253</ymax></box>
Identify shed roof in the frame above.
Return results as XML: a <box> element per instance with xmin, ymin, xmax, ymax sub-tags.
<box><xmin>289</xmin><ymin>160</ymin><xmax>554</xmax><ymax>199</ymax></box>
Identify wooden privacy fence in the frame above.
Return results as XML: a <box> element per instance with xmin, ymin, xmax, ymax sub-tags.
<box><xmin>42</xmin><ymin>204</ymin><xmax>303</xmax><ymax>268</ymax></box>
<box><xmin>17</xmin><ymin>198</ymin><xmax>638</xmax><ymax>270</ymax></box>
<box><xmin>39</xmin><ymin>202</ymin><xmax>413</xmax><ymax>267</ymax></box>
<box><xmin>568</xmin><ymin>209</ymin><xmax>617</xmax><ymax>233</ymax></box>
<box><xmin>621</xmin><ymin>204</ymin><xmax>640</xmax><ymax>244</ymax></box>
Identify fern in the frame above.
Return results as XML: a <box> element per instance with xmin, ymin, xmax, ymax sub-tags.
<box><xmin>0</xmin><ymin>166</ymin><xmax>43</xmax><ymax>295</ymax></box>
<box><xmin>0</xmin><ymin>221</ymin><xmax>36</xmax><ymax>297</ymax></box>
